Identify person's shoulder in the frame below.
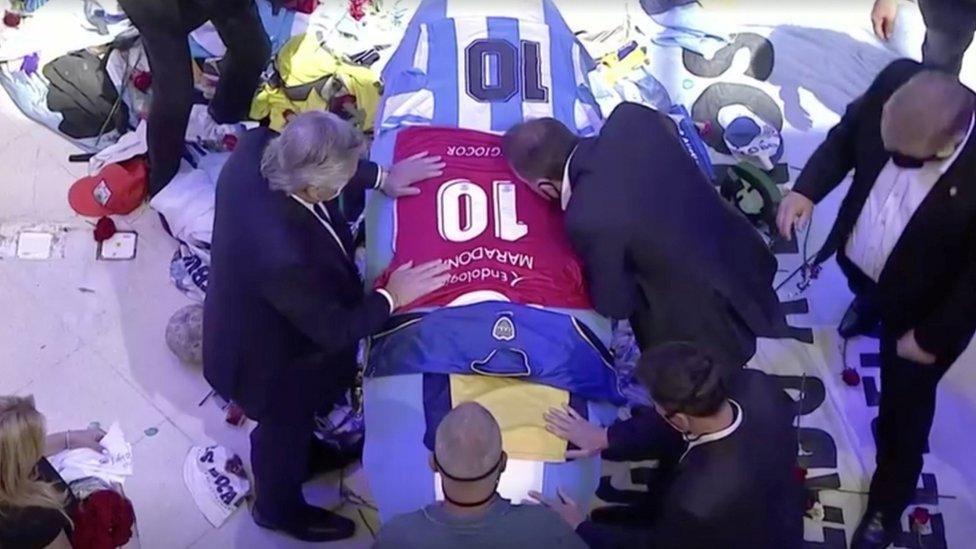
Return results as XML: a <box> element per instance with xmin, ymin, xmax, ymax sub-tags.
<box><xmin>731</xmin><ymin>369</ymin><xmax>794</xmax><ymax>416</ymax></box>
<box><xmin>383</xmin><ymin>508</ymin><xmax>428</xmax><ymax>528</ymax></box>
<box><xmin>237</xmin><ymin>126</ymin><xmax>276</xmax><ymax>152</ymax></box>
<box><xmin>0</xmin><ymin>504</ymin><xmax>69</xmax><ymax>546</ymax></box>
<box><xmin>668</xmin><ymin>456</ymin><xmax>747</xmax><ymax>516</ymax></box>
<box><xmin>607</xmin><ymin>101</ymin><xmax>663</xmax><ymax>121</ymax></box>
<box><xmin>870</xmin><ymin>59</ymin><xmax>925</xmax><ymax>96</ymax></box>
<box><xmin>504</xmin><ymin>503</ymin><xmax>583</xmax><ymax>533</ymax></box>
<box><xmin>218</xmin><ymin>127</ymin><xmax>275</xmax><ymax>187</ymax></box>
<box><xmin>374</xmin><ymin>509</ymin><xmax>429</xmax><ymax>545</ymax></box>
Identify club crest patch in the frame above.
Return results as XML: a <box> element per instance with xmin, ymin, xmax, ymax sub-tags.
<box><xmin>492</xmin><ymin>316</ymin><xmax>515</xmax><ymax>341</ymax></box>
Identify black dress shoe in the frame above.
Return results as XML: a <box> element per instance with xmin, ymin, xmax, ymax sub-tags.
<box><xmin>838</xmin><ymin>297</ymin><xmax>881</xmax><ymax>339</ymax></box>
<box><xmin>851</xmin><ymin>509</ymin><xmax>896</xmax><ymax>549</ymax></box>
<box><xmin>253</xmin><ymin>505</ymin><xmax>356</xmax><ymax>542</ymax></box>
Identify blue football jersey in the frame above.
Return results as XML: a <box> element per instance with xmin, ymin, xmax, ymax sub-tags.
<box><xmin>376</xmin><ymin>0</ymin><xmax>602</xmax><ymax>136</ymax></box>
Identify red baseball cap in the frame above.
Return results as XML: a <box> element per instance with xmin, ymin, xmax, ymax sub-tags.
<box><xmin>68</xmin><ymin>159</ymin><xmax>148</xmax><ymax>217</ymax></box>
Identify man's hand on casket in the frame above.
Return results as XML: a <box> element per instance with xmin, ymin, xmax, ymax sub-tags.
<box><xmin>380</xmin><ymin>152</ymin><xmax>446</xmax><ymax>198</ymax></box>
<box><xmin>545</xmin><ymin>406</ymin><xmax>609</xmax><ymax>459</ymax></box>
<box><xmin>384</xmin><ymin>260</ymin><xmax>450</xmax><ymax>311</ymax></box>
<box><xmin>528</xmin><ymin>489</ymin><xmax>585</xmax><ymax>530</ymax></box>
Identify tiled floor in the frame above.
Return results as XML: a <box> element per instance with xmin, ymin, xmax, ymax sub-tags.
<box><xmin>0</xmin><ymin>86</ymin><xmax>378</xmax><ymax>547</ymax></box>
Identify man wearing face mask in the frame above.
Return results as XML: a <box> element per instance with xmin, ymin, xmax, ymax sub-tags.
<box><xmin>373</xmin><ymin>402</ymin><xmax>587</xmax><ymax>548</ymax></box>
<box><xmin>502</xmin><ymin>104</ymin><xmax>791</xmax><ymax>376</ymax></box>
<box><xmin>777</xmin><ymin>61</ymin><xmax>976</xmax><ymax>548</ymax></box>
<box><xmin>204</xmin><ymin>111</ymin><xmax>450</xmax><ymax>542</ymax></box>
<box><xmin>535</xmin><ymin>342</ymin><xmax>803</xmax><ymax>549</ymax></box>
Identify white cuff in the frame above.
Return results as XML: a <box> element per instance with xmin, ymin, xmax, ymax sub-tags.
<box><xmin>376</xmin><ymin>288</ymin><xmax>396</xmax><ymax>313</ymax></box>
<box><xmin>374</xmin><ymin>166</ymin><xmax>385</xmax><ymax>190</ymax></box>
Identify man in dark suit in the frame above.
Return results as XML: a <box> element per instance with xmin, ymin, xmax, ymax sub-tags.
<box><xmin>534</xmin><ymin>342</ymin><xmax>804</xmax><ymax>549</ymax></box>
<box><xmin>777</xmin><ymin>61</ymin><xmax>976</xmax><ymax>548</ymax></box>
<box><xmin>502</xmin><ymin>103</ymin><xmax>791</xmax><ymax>374</ymax></box>
<box><xmin>204</xmin><ymin>111</ymin><xmax>449</xmax><ymax>542</ymax></box>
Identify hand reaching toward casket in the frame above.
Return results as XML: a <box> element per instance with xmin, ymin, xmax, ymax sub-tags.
<box><xmin>381</xmin><ymin>152</ymin><xmax>446</xmax><ymax>197</ymax></box>
<box><xmin>544</xmin><ymin>406</ymin><xmax>609</xmax><ymax>459</ymax></box>
<box><xmin>528</xmin><ymin>489</ymin><xmax>585</xmax><ymax>530</ymax></box>
<box><xmin>384</xmin><ymin>260</ymin><xmax>451</xmax><ymax>310</ymax></box>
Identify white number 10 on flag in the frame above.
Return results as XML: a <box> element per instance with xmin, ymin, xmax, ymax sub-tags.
<box><xmin>436</xmin><ymin>179</ymin><xmax>528</xmax><ymax>243</ymax></box>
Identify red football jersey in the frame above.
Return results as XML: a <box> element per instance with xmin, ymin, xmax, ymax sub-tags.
<box><xmin>376</xmin><ymin>126</ymin><xmax>591</xmax><ymax>311</ymax></box>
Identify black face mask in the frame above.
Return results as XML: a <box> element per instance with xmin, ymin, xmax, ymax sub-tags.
<box><xmin>889</xmin><ymin>152</ymin><xmax>936</xmax><ymax>169</ymax></box>
<box><xmin>434</xmin><ymin>453</ymin><xmax>504</xmax><ymax>507</ymax></box>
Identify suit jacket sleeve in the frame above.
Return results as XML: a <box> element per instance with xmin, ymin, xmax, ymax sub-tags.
<box><xmin>914</xmin><ymin>230</ymin><xmax>976</xmax><ymax>358</ymax></box>
<box><xmin>603</xmin><ymin>406</ymin><xmax>687</xmax><ymax>462</ymax></box>
<box><xmin>792</xmin><ymin>95</ymin><xmax>862</xmax><ymax>204</ymax></box>
<box><xmin>571</xmin><ymin>219</ymin><xmax>642</xmax><ymax>320</ymax></box>
<box><xmin>260</xmin><ymin>265</ymin><xmax>390</xmax><ymax>356</ymax></box>
<box><xmin>794</xmin><ymin>59</ymin><xmax>921</xmax><ymax>204</ymax></box>
<box><xmin>347</xmin><ymin>159</ymin><xmax>382</xmax><ymax>195</ymax></box>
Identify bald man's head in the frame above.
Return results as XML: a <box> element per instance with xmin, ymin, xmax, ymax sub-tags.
<box><xmin>503</xmin><ymin>117</ymin><xmax>579</xmax><ymax>187</ymax></box>
<box><xmin>882</xmin><ymin>70</ymin><xmax>975</xmax><ymax>159</ymax></box>
<box><xmin>434</xmin><ymin>402</ymin><xmax>503</xmax><ymax>479</ymax></box>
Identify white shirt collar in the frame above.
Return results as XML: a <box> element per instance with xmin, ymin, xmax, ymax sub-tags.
<box><xmin>680</xmin><ymin>399</ymin><xmax>744</xmax><ymax>462</ymax></box>
<box><xmin>560</xmin><ymin>146</ymin><xmax>579</xmax><ymax>211</ymax></box>
<box><xmin>938</xmin><ymin>112</ymin><xmax>975</xmax><ymax>175</ymax></box>
<box><xmin>291</xmin><ymin>194</ymin><xmax>331</xmax><ymax>222</ymax></box>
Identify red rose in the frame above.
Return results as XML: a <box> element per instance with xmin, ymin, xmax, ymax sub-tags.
<box><xmin>69</xmin><ymin>490</ymin><xmax>135</xmax><ymax>549</ymax></box>
<box><xmin>841</xmin><ymin>367</ymin><xmax>861</xmax><ymax>387</ymax></box>
<box><xmin>349</xmin><ymin>0</ymin><xmax>368</xmax><ymax>20</ymax></box>
<box><xmin>132</xmin><ymin>70</ymin><xmax>153</xmax><ymax>93</ymax></box>
<box><xmin>94</xmin><ymin>217</ymin><xmax>117</xmax><ymax>243</ymax></box>
<box><xmin>792</xmin><ymin>465</ymin><xmax>808</xmax><ymax>483</ymax></box>
<box><xmin>3</xmin><ymin>10</ymin><xmax>21</xmax><ymax>28</ymax></box>
<box><xmin>222</xmin><ymin>133</ymin><xmax>238</xmax><ymax>151</ymax></box>
<box><xmin>225</xmin><ymin>403</ymin><xmax>247</xmax><ymax>427</ymax></box>
<box><xmin>911</xmin><ymin>506</ymin><xmax>931</xmax><ymax>525</ymax></box>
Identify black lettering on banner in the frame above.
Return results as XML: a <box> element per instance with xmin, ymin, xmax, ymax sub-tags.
<box><xmin>682</xmin><ymin>33</ymin><xmax>775</xmax><ymax>81</ymax></box>
<box><xmin>465</xmin><ymin>40</ymin><xmax>548</xmax><ymax>103</ymax></box>
<box><xmin>690</xmin><ymin>82</ymin><xmax>784</xmax><ymax>155</ymax></box>
<box><xmin>772</xmin><ymin>375</ymin><xmax>826</xmax><ymax>416</ymax></box>
<box><xmin>595</xmin><ymin>473</ymin><xmax>652</xmax><ymax>506</ymax></box>
<box><xmin>802</xmin><ymin>525</ymin><xmax>848</xmax><ymax>549</ymax></box>
<box><xmin>798</xmin><ymin>428</ymin><xmax>838</xmax><ymax>470</ymax></box>
<box><xmin>200</xmin><ymin>449</ymin><xmax>214</xmax><ymax>464</ymax></box>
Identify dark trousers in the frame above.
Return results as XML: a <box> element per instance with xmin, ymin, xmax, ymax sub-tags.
<box><xmin>837</xmin><ymin>252</ymin><xmax>952</xmax><ymax>519</ymax></box>
<box><xmin>870</xmin><ymin>334</ymin><xmax>952</xmax><ymax>519</ymax></box>
<box><xmin>118</xmin><ymin>0</ymin><xmax>271</xmax><ymax>195</ymax></box>
<box><xmin>250</xmin><ymin>413</ymin><xmax>315</xmax><ymax>525</ymax></box>
<box><xmin>920</xmin><ymin>0</ymin><xmax>976</xmax><ymax>75</ymax></box>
